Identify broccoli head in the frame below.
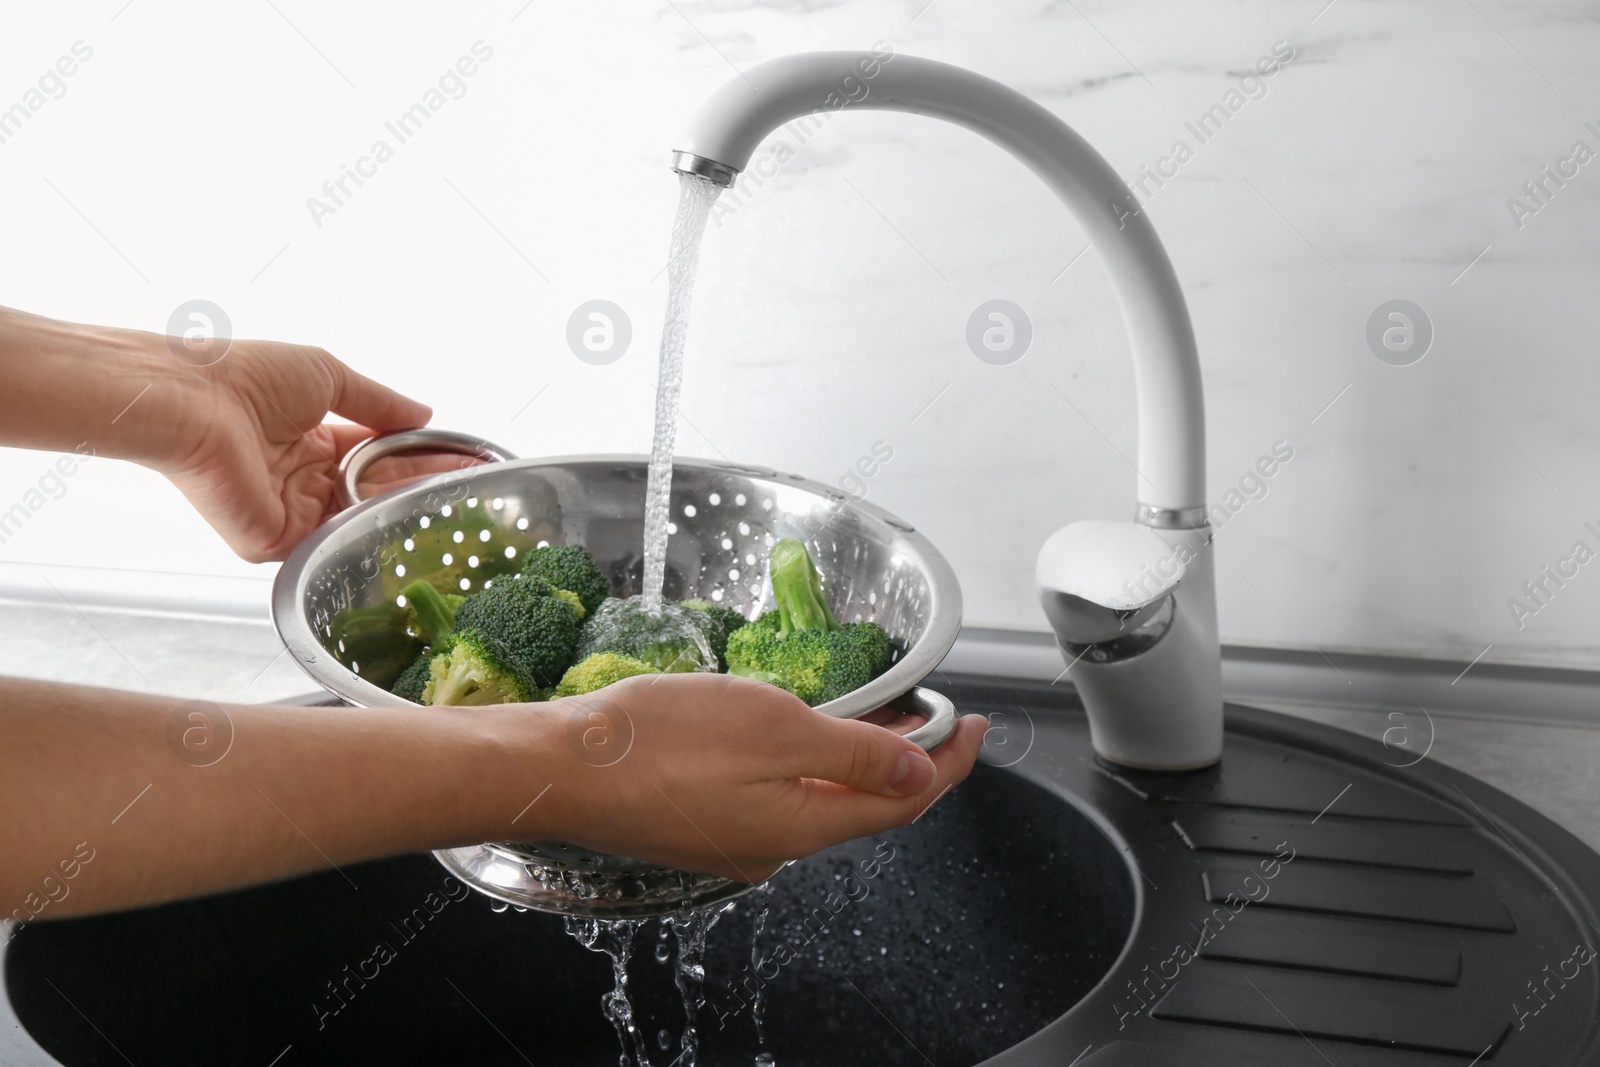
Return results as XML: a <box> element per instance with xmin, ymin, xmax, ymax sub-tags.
<box><xmin>446</xmin><ymin>574</ymin><xmax>584</xmax><ymax>695</ymax></box>
<box><xmin>553</xmin><ymin>652</ymin><xmax>657</xmax><ymax>697</ymax></box>
<box><xmin>423</xmin><ymin>631</ymin><xmax>540</xmax><ymax>705</ymax></box>
<box><xmin>551</xmin><ymin>588</ymin><xmax>586</xmax><ymax>619</ymax></box>
<box><xmin>678</xmin><ymin>598</ymin><xmax>749</xmax><ymax>670</ymax></box>
<box><xmin>392</xmin><ymin>650</ymin><xmax>435</xmax><ymax>703</ymax></box>
<box><xmin>723</xmin><ymin>540</ymin><xmax>892</xmax><ymax>706</ymax></box>
<box><xmin>841</xmin><ymin>616</ymin><xmax>892</xmax><ymax>669</ymax></box>
<box><xmin>521</xmin><ymin>544</ymin><xmax>610</xmax><ymax>616</ymax></box>
<box><xmin>575</xmin><ymin>595</ymin><xmax>717</xmax><ymax>673</ymax></box>
<box><xmin>725</xmin><ymin>614</ymin><xmax>890</xmax><ymax>705</ymax></box>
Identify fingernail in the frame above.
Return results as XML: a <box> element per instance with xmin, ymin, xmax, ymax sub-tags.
<box><xmin>890</xmin><ymin>749</ymin><xmax>935</xmax><ymax>795</ymax></box>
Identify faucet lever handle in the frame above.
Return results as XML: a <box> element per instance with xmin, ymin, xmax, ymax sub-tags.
<box><xmin>1035</xmin><ymin>520</ymin><xmax>1186</xmax><ymax>643</ymax></box>
<box><xmin>1036</xmin><ymin>520</ymin><xmax>1184</xmax><ymax>602</ymax></box>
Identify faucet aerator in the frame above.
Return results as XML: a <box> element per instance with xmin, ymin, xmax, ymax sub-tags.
<box><xmin>670</xmin><ymin>150</ymin><xmax>739</xmax><ymax>188</ymax></box>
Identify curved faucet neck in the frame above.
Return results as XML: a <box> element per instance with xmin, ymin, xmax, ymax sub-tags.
<box><xmin>675</xmin><ymin>49</ymin><xmax>1206</xmax><ymax>513</ymax></box>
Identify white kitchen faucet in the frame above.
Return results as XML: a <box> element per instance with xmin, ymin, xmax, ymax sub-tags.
<box><xmin>674</xmin><ymin>50</ymin><xmax>1222</xmax><ymax>770</ymax></box>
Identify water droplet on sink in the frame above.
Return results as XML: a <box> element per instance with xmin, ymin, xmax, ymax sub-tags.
<box><xmin>656</xmin><ymin>942</ymin><xmax>671</xmax><ymax>963</ymax></box>
<box><xmin>489</xmin><ymin>901</ymin><xmax>508</xmax><ymax>913</ymax></box>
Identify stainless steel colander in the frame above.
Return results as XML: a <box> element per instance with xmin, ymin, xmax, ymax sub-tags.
<box><xmin>270</xmin><ymin>428</ymin><xmax>962</xmax><ymax>916</ymax></box>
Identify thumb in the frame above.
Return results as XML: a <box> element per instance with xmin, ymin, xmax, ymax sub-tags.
<box><xmin>781</xmin><ymin>714</ymin><xmax>937</xmax><ymax>798</ymax></box>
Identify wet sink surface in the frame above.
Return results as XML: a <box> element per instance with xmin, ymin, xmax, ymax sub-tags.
<box><xmin>3</xmin><ymin>759</ymin><xmax>1134</xmax><ymax>1067</ymax></box>
<box><xmin>8</xmin><ymin>674</ymin><xmax>1600</xmax><ymax>1066</ymax></box>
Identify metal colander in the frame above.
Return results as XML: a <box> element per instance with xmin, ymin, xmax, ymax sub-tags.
<box><xmin>270</xmin><ymin>429</ymin><xmax>962</xmax><ymax>916</ymax></box>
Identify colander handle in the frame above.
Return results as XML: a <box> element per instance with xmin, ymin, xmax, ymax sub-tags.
<box><xmin>336</xmin><ymin>429</ymin><xmax>520</xmax><ymax>510</ymax></box>
<box><xmin>884</xmin><ymin>686</ymin><xmax>958</xmax><ymax>752</ymax></box>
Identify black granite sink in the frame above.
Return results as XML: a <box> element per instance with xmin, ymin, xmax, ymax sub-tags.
<box><xmin>6</xmin><ymin>676</ymin><xmax>1600</xmax><ymax>1065</ymax></box>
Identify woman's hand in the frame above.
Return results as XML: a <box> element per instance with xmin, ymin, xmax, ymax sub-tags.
<box><xmin>153</xmin><ymin>337</ymin><xmax>448</xmax><ymax>562</ymax></box>
<box><xmin>501</xmin><ymin>673</ymin><xmax>989</xmax><ymax>882</ymax></box>
<box><xmin>0</xmin><ymin>306</ymin><xmax>453</xmax><ymax>562</ymax></box>
<box><xmin>1</xmin><ymin>675</ymin><xmax>986</xmax><ymax>918</ymax></box>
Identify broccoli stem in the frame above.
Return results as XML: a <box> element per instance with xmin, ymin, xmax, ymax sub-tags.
<box><xmin>328</xmin><ymin>603</ymin><xmax>423</xmax><ymax>689</ymax></box>
<box><xmin>769</xmin><ymin>538</ymin><xmax>839</xmax><ymax>635</ymax></box>
<box><xmin>402</xmin><ymin>579</ymin><xmax>458</xmax><ymax>647</ymax></box>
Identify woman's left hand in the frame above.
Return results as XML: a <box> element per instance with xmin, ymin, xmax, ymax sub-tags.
<box><xmin>156</xmin><ymin>337</ymin><xmax>445</xmax><ymax>562</ymax></box>
<box><xmin>0</xmin><ymin>307</ymin><xmax>455</xmax><ymax>563</ymax></box>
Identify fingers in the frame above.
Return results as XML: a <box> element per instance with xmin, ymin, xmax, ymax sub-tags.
<box><xmin>785</xmin><ymin>713</ymin><xmax>988</xmax><ymax>850</ymax></box>
<box><xmin>319</xmin><ymin>350</ymin><xmax>432</xmax><ymax>433</ymax></box>
<box><xmin>774</xmin><ymin>710</ymin><xmax>935</xmax><ymax>798</ymax></box>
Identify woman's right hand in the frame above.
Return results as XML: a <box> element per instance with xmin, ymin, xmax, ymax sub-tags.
<box><xmin>491</xmin><ymin>673</ymin><xmax>988</xmax><ymax>882</ymax></box>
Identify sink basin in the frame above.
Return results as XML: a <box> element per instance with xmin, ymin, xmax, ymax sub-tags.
<box><xmin>7</xmin><ymin>675</ymin><xmax>1600</xmax><ymax>1065</ymax></box>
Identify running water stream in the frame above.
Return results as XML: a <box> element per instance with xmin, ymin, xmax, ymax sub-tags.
<box><xmin>640</xmin><ymin>173</ymin><xmax>723</xmax><ymax>614</ymax></box>
<box><xmin>556</xmin><ymin>173</ymin><xmax>739</xmax><ymax>1067</ymax></box>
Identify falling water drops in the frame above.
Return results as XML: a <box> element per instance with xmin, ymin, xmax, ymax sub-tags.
<box><xmin>564</xmin><ymin>916</ymin><xmax>654</xmax><ymax>1067</ymax></box>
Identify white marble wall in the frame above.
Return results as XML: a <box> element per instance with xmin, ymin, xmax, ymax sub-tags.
<box><xmin>1</xmin><ymin>0</ymin><xmax>1598</xmax><ymax>671</ymax></box>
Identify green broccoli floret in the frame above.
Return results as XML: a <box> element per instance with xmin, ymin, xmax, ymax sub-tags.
<box><xmin>575</xmin><ymin>596</ymin><xmax>718</xmax><ymax>673</ymax></box>
<box><xmin>553</xmin><ymin>652</ymin><xmax>657</xmax><ymax>697</ymax></box>
<box><xmin>423</xmin><ymin>632</ymin><xmax>539</xmax><ymax>706</ymax></box>
<box><xmin>392</xmin><ymin>650</ymin><xmax>435</xmax><ymax>703</ymax></box>
<box><xmin>521</xmin><ymin>544</ymin><xmax>610</xmax><ymax>616</ymax></box>
<box><xmin>552</xmin><ymin>588</ymin><xmax>586</xmax><ymax>620</ymax></box>
<box><xmin>400</xmin><ymin>579</ymin><xmax>461</xmax><ymax>647</ymax></box>
<box><xmin>678</xmin><ymin>598</ymin><xmax>749</xmax><ymax>670</ymax></box>
<box><xmin>726</xmin><ymin>613</ymin><xmax>892</xmax><ymax>706</ymax></box>
<box><xmin>841</xmin><ymin>616</ymin><xmax>892</xmax><ymax>669</ymax></box>
<box><xmin>723</xmin><ymin>540</ymin><xmax>892</xmax><ymax>706</ymax></box>
<box><xmin>447</xmin><ymin>574</ymin><xmax>584</xmax><ymax>695</ymax></box>
<box><xmin>724</xmin><ymin>612</ymin><xmax>802</xmax><ymax>686</ymax></box>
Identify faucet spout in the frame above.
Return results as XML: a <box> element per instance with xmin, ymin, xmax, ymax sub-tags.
<box><xmin>676</xmin><ymin>50</ymin><xmax>1222</xmax><ymax>768</ymax></box>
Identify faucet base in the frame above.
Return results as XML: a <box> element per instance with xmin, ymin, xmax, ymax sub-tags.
<box><xmin>1038</xmin><ymin>521</ymin><xmax>1223</xmax><ymax>770</ymax></box>
<box><xmin>1062</xmin><ymin>588</ymin><xmax>1224</xmax><ymax>771</ymax></box>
